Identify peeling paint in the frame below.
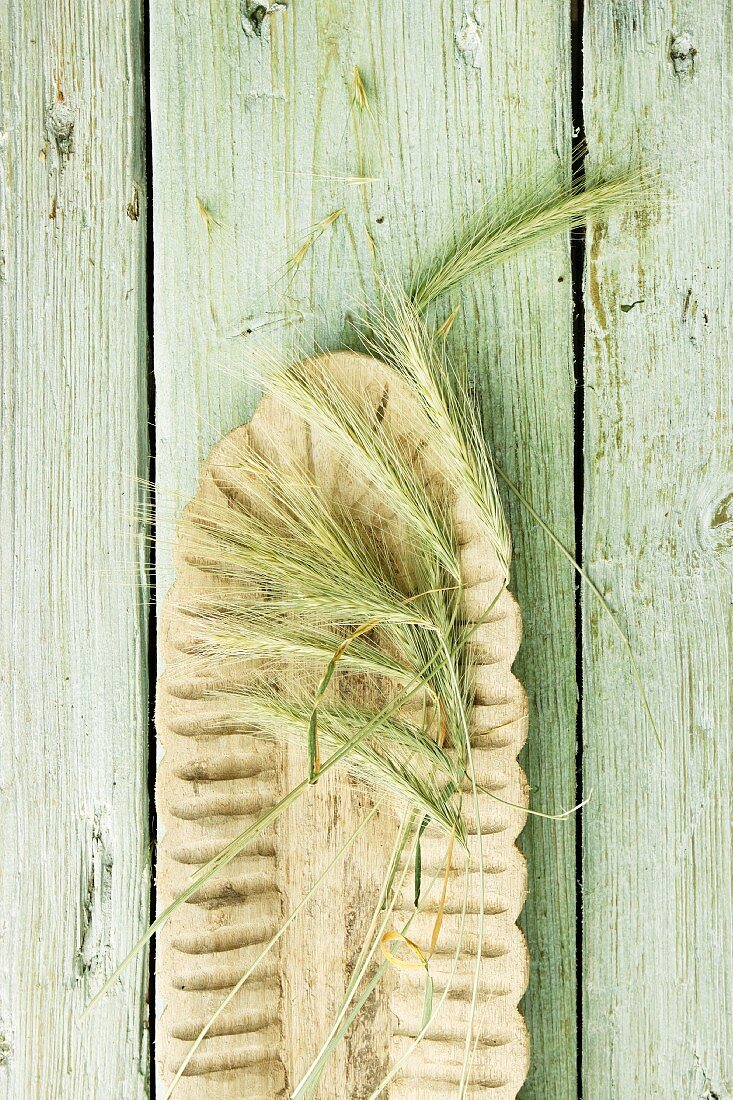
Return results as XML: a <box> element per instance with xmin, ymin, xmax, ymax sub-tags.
<box><xmin>241</xmin><ymin>1</ymin><xmax>287</xmax><ymax>38</ymax></box>
<box><xmin>74</xmin><ymin>810</ymin><xmax>114</xmax><ymax>986</ymax></box>
<box><xmin>126</xmin><ymin>188</ymin><xmax>140</xmax><ymax>221</ymax></box>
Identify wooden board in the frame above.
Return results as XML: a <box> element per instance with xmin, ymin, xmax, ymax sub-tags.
<box><xmin>155</xmin><ymin>350</ymin><xmax>529</xmax><ymax>1097</ymax></box>
<box><xmin>149</xmin><ymin>4</ymin><xmax>578</xmax><ymax>1095</ymax></box>
<box><xmin>0</xmin><ymin>1</ymin><xmax>150</xmax><ymax>1096</ymax></box>
<box><xmin>582</xmin><ymin>4</ymin><xmax>733</xmax><ymax>1096</ymax></box>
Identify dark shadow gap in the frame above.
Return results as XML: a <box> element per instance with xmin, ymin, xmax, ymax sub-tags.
<box><xmin>570</xmin><ymin>1</ymin><xmax>586</xmax><ymax>1098</ymax></box>
<box><xmin>142</xmin><ymin>0</ymin><xmax>157</xmax><ymax>1093</ymax></box>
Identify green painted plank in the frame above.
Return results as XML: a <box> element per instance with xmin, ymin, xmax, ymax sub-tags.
<box><xmin>0</xmin><ymin>2</ymin><xmax>150</xmax><ymax>1096</ymax></box>
<box><xmin>150</xmin><ymin>2</ymin><xmax>577</xmax><ymax>1094</ymax></box>
<box><xmin>583</xmin><ymin>4</ymin><xmax>733</xmax><ymax>1096</ymax></box>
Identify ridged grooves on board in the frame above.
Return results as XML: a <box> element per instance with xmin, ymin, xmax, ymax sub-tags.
<box><xmin>156</xmin><ymin>353</ymin><xmax>529</xmax><ymax>1098</ymax></box>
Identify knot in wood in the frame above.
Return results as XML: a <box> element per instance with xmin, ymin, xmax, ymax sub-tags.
<box><xmin>47</xmin><ymin>100</ymin><xmax>75</xmax><ymax>163</ymax></box>
<box><xmin>670</xmin><ymin>32</ymin><xmax>697</xmax><ymax>78</ymax></box>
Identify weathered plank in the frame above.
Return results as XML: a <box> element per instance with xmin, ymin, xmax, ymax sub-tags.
<box><xmin>150</xmin><ymin>1</ymin><xmax>577</xmax><ymax>1094</ymax></box>
<box><xmin>0</xmin><ymin>2</ymin><xmax>149</xmax><ymax>1097</ymax></box>
<box><xmin>583</xmin><ymin>5</ymin><xmax>733</xmax><ymax>1096</ymax></box>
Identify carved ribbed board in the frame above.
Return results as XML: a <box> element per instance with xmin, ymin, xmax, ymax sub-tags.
<box><xmin>156</xmin><ymin>352</ymin><xmax>529</xmax><ymax>1098</ymax></box>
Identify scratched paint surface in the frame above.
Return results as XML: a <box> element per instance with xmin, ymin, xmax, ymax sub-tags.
<box><xmin>583</xmin><ymin>3</ymin><xmax>733</xmax><ymax>1097</ymax></box>
<box><xmin>0</xmin><ymin>2</ymin><xmax>150</xmax><ymax>1097</ymax></box>
<box><xmin>3</xmin><ymin>1</ymin><xmax>731</xmax><ymax>1097</ymax></box>
<box><xmin>150</xmin><ymin>2</ymin><xmax>577</xmax><ymax>1096</ymax></box>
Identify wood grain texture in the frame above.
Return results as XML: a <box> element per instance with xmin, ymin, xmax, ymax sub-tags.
<box><xmin>583</xmin><ymin>4</ymin><xmax>733</xmax><ymax>1096</ymax></box>
<box><xmin>155</xmin><ymin>351</ymin><xmax>530</xmax><ymax>1096</ymax></box>
<box><xmin>149</xmin><ymin>3</ymin><xmax>577</xmax><ymax>1095</ymax></box>
<box><xmin>0</xmin><ymin>1</ymin><xmax>150</xmax><ymax>1097</ymax></box>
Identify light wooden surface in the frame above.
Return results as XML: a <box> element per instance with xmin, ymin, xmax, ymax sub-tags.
<box><xmin>150</xmin><ymin>2</ymin><xmax>577</xmax><ymax>1096</ymax></box>
<box><xmin>0</xmin><ymin>1</ymin><xmax>149</xmax><ymax>1098</ymax></box>
<box><xmin>6</xmin><ymin>1</ymin><xmax>730</xmax><ymax>1097</ymax></box>
<box><xmin>582</xmin><ymin>3</ymin><xmax>733</xmax><ymax>1096</ymax></box>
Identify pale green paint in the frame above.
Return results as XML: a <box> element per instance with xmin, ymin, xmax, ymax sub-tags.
<box><xmin>583</xmin><ymin>3</ymin><xmax>733</xmax><ymax>1097</ymax></box>
<box><xmin>13</xmin><ymin>2</ymin><xmax>730</xmax><ymax>1097</ymax></box>
<box><xmin>150</xmin><ymin>2</ymin><xmax>577</xmax><ymax>1096</ymax></box>
<box><xmin>0</xmin><ymin>1</ymin><xmax>150</xmax><ymax>1097</ymax></box>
